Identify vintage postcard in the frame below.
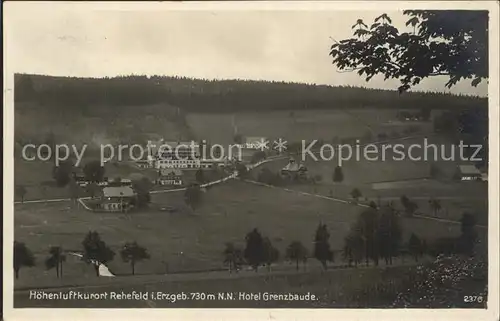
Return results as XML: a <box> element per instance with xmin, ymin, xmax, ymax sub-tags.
<box><xmin>2</xmin><ymin>1</ymin><xmax>499</xmax><ymax>320</ymax></box>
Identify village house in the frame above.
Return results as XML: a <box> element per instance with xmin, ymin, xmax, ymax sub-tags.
<box><xmin>157</xmin><ymin>168</ymin><xmax>184</xmax><ymax>186</ymax></box>
<box><xmin>281</xmin><ymin>158</ymin><xmax>308</xmax><ymax>179</ymax></box>
<box><xmin>97</xmin><ymin>186</ymin><xmax>136</xmax><ymax>212</ymax></box>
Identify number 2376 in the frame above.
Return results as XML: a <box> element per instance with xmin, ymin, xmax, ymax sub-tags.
<box><xmin>464</xmin><ymin>295</ymin><xmax>484</xmax><ymax>303</ymax></box>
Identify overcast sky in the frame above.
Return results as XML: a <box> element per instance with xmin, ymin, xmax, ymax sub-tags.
<box><xmin>4</xmin><ymin>3</ymin><xmax>488</xmax><ymax>96</ymax></box>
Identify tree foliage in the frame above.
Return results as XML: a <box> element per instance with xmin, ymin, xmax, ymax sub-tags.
<box><xmin>244</xmin><ymin>228</ymin><xmax>266</xmax><ymax>271</ymax></box>
<box><xmin>458</xmin><ymin>212</ymin><xmax>478</xmax><ymax>256</ymax></box>
<box><xmin>344</xmin><ymin>206</ymin><xmax>403</xmax><ymax>267</ymax></box>
<box><xmin>15</xmin><ymin>185</ymin><xmax>27</xmax><ymax>203</ymax></box>
<box><xmin>350</xmin><ymin>188</ymin><xmax>362</xmax><ymax>201</ymax></box>
<box><xmin>83</xmin><ymin>161</ymin><xmax>106</xmax><ymax>183</ymax></box>
<box><xmin>52</xmin><ymin>160</ymin><xmax>74</xmax><ymax>187</ymax></box>
<box><xmin>330</xmin><ymin>11</ymin><xmax>488</xmax><ymax>93</ymax></box>
<box><xmin>332</xmin><ymin>165</ymin><xmax>344</xmax><ymax>183</ymax></box>
<box><xmin>131</xmin><ymin>176</ymin><xmax>152</xmax><ymax>208</ymax></box>
<box><xmin>223</xmin><ymin>242</ymin><xmax>245</xmax><ymax>273</ymax></box>
<box><xmin>81</xmin><ymin>231</ymin><xmax>115</xmax><ymax>276</ymax></box>
<box><xmin>408</xmin><ymin>233</ymin><xmax>424</xmax><ymax>262</ymax></box>
<box><xmin>45</xmin><ymin>246</ymin><xmax>66</xmax><ymax>278</ymax></box>
<box><xmin>313</xmin><ymin>223</ymin><xmax>334</xmax><ymax>269</ymax></box>
<box><xmin>262</xmin><ymin>237</ymin><xmax>280</xmax><ymax>271</ymax></box>
<box><xmin>15</xmin><ymin>74</ymin><xmax>485</xmax><ymax>113</ymax></box>
<box><xmin>120</xmin><ymin>241</ymin><xmax>150</xmax><ymax>275</ymax></box>
<box><xmin>14</xmin><ymin>241</ymin><xmax>35</xmax><ymax>279</ymax></box>
<box><xmin>286</xmin><ymin>241</ymin><xmax>309</xmax><ymax>271</ymax></box>
<box><xmin>184</xmin><ymin>184</ymin><xmax>203</xmax><ymax>210</ymax></box>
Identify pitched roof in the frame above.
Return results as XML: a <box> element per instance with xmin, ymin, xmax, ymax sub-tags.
<box><xmin>102</xmin><ymin>186</ymin><xmax>135</xmax><ymax>198</ymax></box>
<box><xmin>459</xmin><ymin>165</ymin><xmax>481</xmax><ymax>175</ymax></box>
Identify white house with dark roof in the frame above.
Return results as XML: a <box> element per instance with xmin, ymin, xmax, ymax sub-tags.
<box><xmin>98</xmin><ymin>186</ymin><xmax>136</xmax><ymax>212</ymax></box>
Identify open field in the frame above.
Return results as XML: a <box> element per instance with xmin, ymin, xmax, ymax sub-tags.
<box><xmin>250</xmin><ymin>135</ymin><xmax>488</xmax><ymax>225</ymax></box>
<box><xmin>186</xmin><ymin>109</ymin><xmax>435</xmax><ymax>145</ymax></box>
<box><xmin>15</xmin><ymin>102</ymin><xmax>190</xmax><ymax>148</ymax></box>
<box><xmin>12</xmin><ymin>264</ymin><xmax>448</xmax><ymax>308</ymax></box>
<box><xmin>14</xmin><ymin>179</ymin><xmax>469</xmax><ymax>289</ymax></box>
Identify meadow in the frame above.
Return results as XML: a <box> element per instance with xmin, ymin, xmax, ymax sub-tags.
<box><xmin>14</xmin><ymin>179</ymin><xmax>467</xmax><ymax>289</ymax></box>
<box><xmin>14</xmin><ymin>102</ymin><xmax>190</xmax><ymax>149</ymax></box>
<box><xmin>186</xmin><ymin>108</ymin><xmax>435</xmax><ymax>145</ymax></box>
<box><xmin>13</xmin><ymin>265</ymin><xmax>429</xmax><ymax>308</ymax></box>
<box><xmin>250</xmin><ymin>135</ymin><xmax>489</xmax><ymax>225</ymax></box>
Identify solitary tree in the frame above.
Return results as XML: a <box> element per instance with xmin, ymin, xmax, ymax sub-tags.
<box><xmin>244</xmin><ymin>228</ymin><xmax>266</xmax><ymax>271</ymax></box>
<box><xmin>350</xmin><ymin>188</ymin><xmax>362</xmax><ymax>202</ymax></box>
<box><xmin>262</xmin><ymin>237</ymin><xmax>280</xmax><ymax>272</ymax></box>
<box><xmin>408</xmin><ymin>233</ymin><xmax>423</xmax><ymax>262</ymax></box>
<box><xmin>184</xmin><ymin>184</ymin><xmax>203</xmax><ymax>211</ymax></box>
<box><xmin>343</xmin><ymin>229</ymin><xmax>364</xmax><ymax>267</ymax></box>
<box><xmin>377</xmin><ymin>205</ymin><xmax>402</xmax><ymax>265</ymax></box>
<box><xmin>132</xmin><ymin>176</ymin><xmax>152</xmax><ymax>208</ymax></box>
<box><xmin>330</xmin><ymin>11</ymin><xmax>488</xmax><ymax>93</ymax></box>
<box><xmin>332</xmin><ymin>165</ymin><xmax>344</xmax><ymax>183</ymax></box>
<box><xmin>428</xmin><ymin>198</ymin><xmax>442</xmax><ymax>217</ymax></box>
<box><xmin>223</xmin><ymin>242</ymin><xmax>245</xmax><ymax>273</ymax></box>
<box><xmin>14</xmin><ymin>241</ymin><xmax>35</xmax><ymax>279</ymax></box>
<box><xmin>286</xmin><ymin>241</ymin><xmax>309</xmax><ymax>271</ymax></box>
<box><xmin>15</xmin><ymin>185</ymin><xmax>27</xmax><ymax>203</ymax></box>
<box><xmin>401</xmin><ymin>195</ymin><xmax>418</xmax><ymax>216</ymax></box>
<box><xmin>81</xmin><ymin>231</ymin><xmax>115</xmax><ymax>276</ymax></box>
<box><xmin>459</xmin><ymin>212</ymin><xmax>478</xmax><ymax>256</ymax></box>
<box><xmin>313</xmin><ymin>223</ymin><xmax>334</xmax><ymax>270</ymax></box>
<box><xmin>45</xmin><ymin>246</ymin><xmax>66</xmax><ymax>278</ymax></box>
<box><xmin>120</xmin><ymin>241</ymin><xmax>150</xmax><ymax>275</ymax></box>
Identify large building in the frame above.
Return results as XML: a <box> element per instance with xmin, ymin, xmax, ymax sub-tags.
<box><xmin>157</xmin><ymin>168</ymin><xmax>184</xmax><ymax>186</ymax></box>
<box><xmin>97</xmin><ymin>186</ymin><xmax>136</xmax><ymax>212</ymax></box>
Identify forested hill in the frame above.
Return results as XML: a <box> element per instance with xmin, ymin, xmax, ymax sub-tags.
<box><xmin>14</xmin><ymin>74</ymin><xmax>486</xmax><ymax>112</ymax></box>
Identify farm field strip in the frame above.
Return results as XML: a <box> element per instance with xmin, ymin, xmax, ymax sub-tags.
<box><xmin>242</xmin><ymin>179</ymin><xmax>487</xmax><ymax>230</ymax></box>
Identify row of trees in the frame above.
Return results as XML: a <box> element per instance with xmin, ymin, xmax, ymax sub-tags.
<box><xmin>222</xmin><ymin>225</ymin><xmax>332</xmax><ymax>273</ymax></box>
<box><xmin>13</xmin><ymin>209</ymin><xmax>479</xmax><ymax>280</ymax></box>
<box><xmin>14</xmin><ymin>231</ymin><xmax>150</xmax><ymax>279</ymax></box>
<box><xmin>15</xmin><ymin>73</ymin><xmax>484</xmax><ymax>112</ymax></box>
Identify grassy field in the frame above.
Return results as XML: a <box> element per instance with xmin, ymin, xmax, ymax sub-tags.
<box><xmin>186</xmin><ymin>109</ymin><xmax>435</xmax><ymax>145</ymax></box>
<box><xmin>14</xmin><ymin>179</ymin><xmax>468</xmax><ymax>289</ymax></box>
<box><xmin>249</xmin><ymin>134</ymin><xmax>488</xmax><ymax>224</ymax></box>
<box><xmin>12</xmin><ymin>265</ymin><xmax>427</xmax><ymax>308</ymax></box>
<box><xmin>15</xmin><ymin>102</ymin><xmax>190</xmax><ymax>148</ymax></box>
